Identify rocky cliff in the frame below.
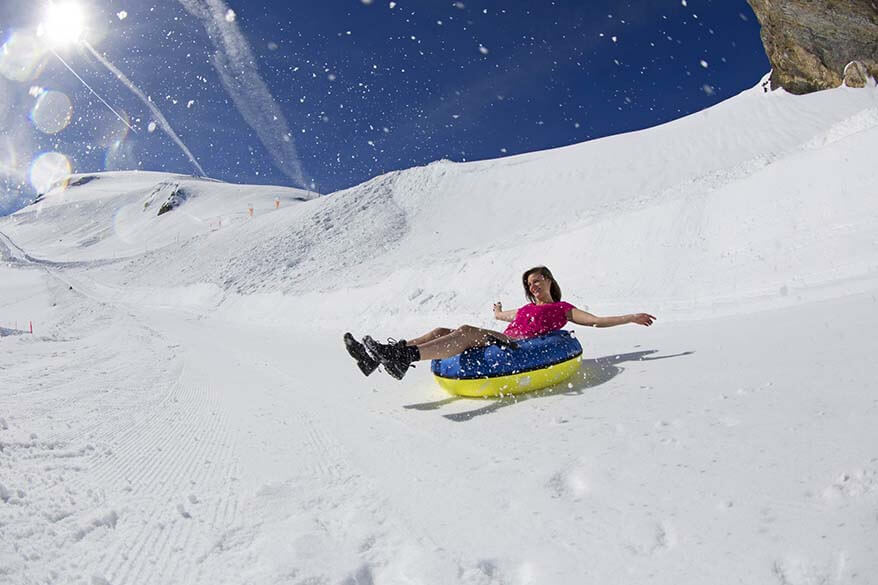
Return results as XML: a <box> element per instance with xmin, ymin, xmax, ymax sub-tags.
<box><xmin>747</xmin><ymin>0</ymin><xmax>878</xmax><ymax>94</ymax></box>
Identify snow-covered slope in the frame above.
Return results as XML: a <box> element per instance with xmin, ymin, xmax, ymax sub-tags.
<box><xmin>1</xmin><ymin>82</ymin><xmax>877</xmax><ymax>585</ymax></box>
<box><xmin>5</xmin><ymin>82</ymin><xmax>877</xmax><ymax>326</ymax></box>
<box><xmin>5</xmin><ymin>171</ymin><xmax>315</xmax><ymax>261</ymax></box>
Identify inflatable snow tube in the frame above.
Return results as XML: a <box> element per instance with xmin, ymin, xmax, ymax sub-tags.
<box><xmin>431</xmin><ymin>330</ymin><xmax>583</xmax><ymax>398</ymax></box>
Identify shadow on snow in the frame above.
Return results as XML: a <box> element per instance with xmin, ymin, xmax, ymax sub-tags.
<box><xmin>403</xmin><ymin>349</ymin><xmax>694</xmax><ymax>422</ymax></box>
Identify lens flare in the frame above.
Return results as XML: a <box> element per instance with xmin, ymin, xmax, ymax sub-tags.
<box><xmin>104</xmin><ymin>139</ymin><xmax>136</xmax><ymax>171</ymax></box>
<box><xmin>29</xmin><ymin>152</ymin><xmax>71</xmax><ymax>195</ymax></box>
<box><xmin>1</xmin><ymin>138</ymin><xmax>22</xmax><ymax>182</ymax></box>
<box><xmin>0</xmin><ymin>32</ymin><xmax>49</xmax><ymax>82</ymax></box>
<box><xmin>31</xmin><ymin>90</ymin><xmax>73</xmax><ymax>134</ymax></box>
<box><xmin>94</xmin><ymin>108</ymin><xmax>131</xmax><ymax>147</ymax></box>
<box><xmin>39</xmin><ymin>1</ymin><xmax>87</xmax><ymax>47</ymax></box>
<box><xmin>0</xmin><ymin>80</ymin><xmax>10</xmax><ymax>126</ymax></box>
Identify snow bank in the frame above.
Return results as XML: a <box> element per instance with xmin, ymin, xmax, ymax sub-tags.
<box><xmin>5</xmin><ymin>85</ymin><xmax>876</xmax><ymax>331</ymax></box>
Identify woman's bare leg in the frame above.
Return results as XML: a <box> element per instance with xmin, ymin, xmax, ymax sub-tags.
<box><xmin>406</xmin><ymin>327</ymin><xmax>452</xmax><ymax>347</ymax></box>
<box><xmin>415</xmin><ymin>325</ymin><xmax>512</xmax><ymax>360</ymax></box>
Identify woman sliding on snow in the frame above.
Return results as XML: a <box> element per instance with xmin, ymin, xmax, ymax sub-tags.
<box><xmin>344</xmin><ymin>266</ymin><xmax>656</xmax><ymax>380</ymax></box>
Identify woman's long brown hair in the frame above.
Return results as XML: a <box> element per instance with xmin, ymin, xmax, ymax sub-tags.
<box><xmin>522</xmin><ymin>266</ymin><xmax>562</xmax><ymax>304</ymax></box>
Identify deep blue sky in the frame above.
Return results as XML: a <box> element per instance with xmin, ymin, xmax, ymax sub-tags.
<box><xmin>0</xmin><ymin>1</ymin><xmax>768</xmax><ymax>212</ymax></box>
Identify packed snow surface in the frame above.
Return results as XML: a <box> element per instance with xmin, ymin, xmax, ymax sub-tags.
<box><xmin>1</xmin><ymin>82</ymin><xmax>877</xmax><ymax>584</ymax></box>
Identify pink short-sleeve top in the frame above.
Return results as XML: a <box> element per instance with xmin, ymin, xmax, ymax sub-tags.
<box><xmin>503</xmin><ymin>301</ymin><xmax>576</xmax><ymax>340</ymax></box>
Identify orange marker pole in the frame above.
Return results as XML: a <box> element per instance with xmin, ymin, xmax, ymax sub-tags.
<box><xmin>29</xmin><ymin>321</ymin><xmax>33</xmax><ymax>334</ymax></box>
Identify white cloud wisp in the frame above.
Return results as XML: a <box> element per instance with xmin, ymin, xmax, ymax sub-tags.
<box><xmin>177</xmin><ymin>0</ymin><xmax>307</xmax><ymax>188</ymax></box>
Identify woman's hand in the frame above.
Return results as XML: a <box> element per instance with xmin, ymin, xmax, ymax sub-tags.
<box><xmin>629</xmin><ymin>313</ymin><xmax>656</xmax><ymax>326</ymax></box>
<box><xmin>494</xmin><ymin>302</ymin><xmax>517</xmax><ymax>322</ymax></box>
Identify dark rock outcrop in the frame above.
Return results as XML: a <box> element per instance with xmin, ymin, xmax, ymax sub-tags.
<box><xmin>33</xmin><ymin>175</ymin><xmax>98</xmax><ymax>204</ymax></box>
<box><xmin>142</xmin><ymin>181</ymin><xmax>190</xmax><ymax>216</ymax></box>
<box><xmin>68</xmin><ymin>175</ymin><xmax>99</xmax><ymax>188</ymax></box>
<box><xmin>157</xmin><ymin>188</ymin><xmax>189</xmax><ymax>216</ymax></box>
<box><xmin>747</xmin><ymin>0</ymin><xmax>878</xmax><ymax>94</ymax></box>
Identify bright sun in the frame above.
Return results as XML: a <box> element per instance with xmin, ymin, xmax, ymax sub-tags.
<box><xmin>39</xmin><ymin>1</ymin><xmax>87</xmax><ymax>47</ymax></box>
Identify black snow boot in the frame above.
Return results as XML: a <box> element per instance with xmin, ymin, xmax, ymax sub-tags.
<box><xmin>344</xmin><ymin>332</ymin><xmax>380</xmax><ymax>376</ymax></box>
<box><xmin>363</xmin><ymin>336</ymin><xmax>418</xmax><ymax>380</ymax></box>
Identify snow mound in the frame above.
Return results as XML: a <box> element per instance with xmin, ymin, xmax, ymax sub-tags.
<box><xmin>4</xmin><ymin>171</ymin><xmax>315</xmax><ymax>262</ymax></box>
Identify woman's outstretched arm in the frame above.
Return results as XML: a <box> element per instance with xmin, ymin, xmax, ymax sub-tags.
<box><xmin>493</xmin><ymin>302</ymin><xmax>518</xmax><ymax>322</ymax></box>
<box><xmin>568</xmin><ymin>308</ymin><xmax>655</xmax><ymax>328</ymax></box>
